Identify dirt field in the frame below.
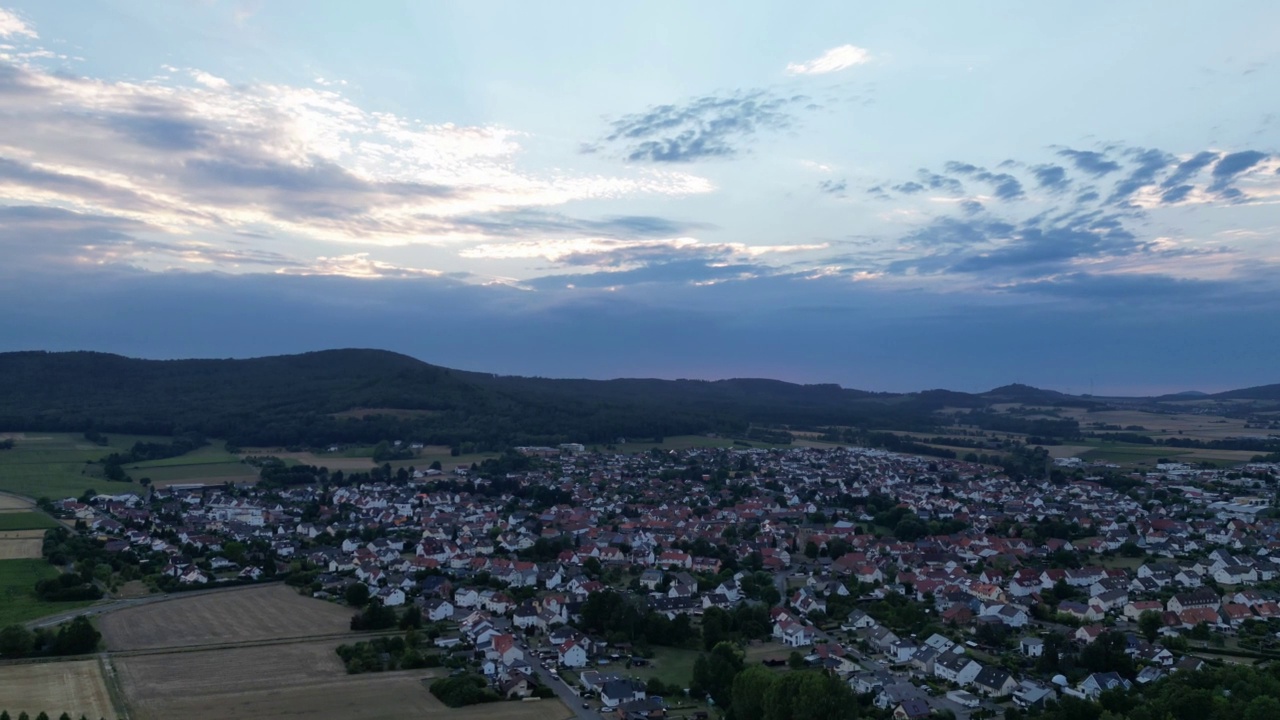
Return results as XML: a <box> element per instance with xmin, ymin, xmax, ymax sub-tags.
<box><xmin>116</xmin><ymin>640</ymin><xmax>573</xmax><ymax>720</ymax></box>
<box><xmin>0</xmin><ymin>528</ymin><xmax>46</xmax><ymax>559</ymax></box>
<box><xmin>0</xmin><ymin>492</ymin><xmax>33</xmax><ymax>510</ymax></box>
<box><xmin>0</xmin><ymin>659</ymin><xmax>118</xmax><ymax>719</ymax></box>
<box><xmin>100</xmin><ymin>585</ymin><xmax>353</xmax><ymax>651</ymax></box>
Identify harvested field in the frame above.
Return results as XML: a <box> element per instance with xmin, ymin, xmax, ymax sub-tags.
<box><xmin>116</xmin><ymin>641</ymin><xmax>573</xmax><ymax>720</ymax></box>
<box><xmin>100</xmin><ymin>584</ymin><xmax>353</xmax><ymax>651</ymax></box>
<box><xmin>0</xmin><ymin>659</ymin><xmax>118</xmax><ymax>720</ymax></box>
<box><xmin>0</xmin><ymin>492</ymin><xmax>33</xmax><ymax>510</ymax></box>
<box><xmin>0</xmin><ymin>528</ymin><xmax>45</xmax><ymax>559</ymax></box>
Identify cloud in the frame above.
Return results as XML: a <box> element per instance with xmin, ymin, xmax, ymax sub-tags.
<box><xmin>1057</xmin><ymin>148</ymin><xmax>1121</xmax><ymax>176</ymax></box>
<box><xmin>1106</xmin><ymin>147</ymin><xmax>1172</xmax><ymax>204</ymax></box>
<box><xmin>447</xmin><ymin>210</ymin><xmax>713</xmax><ymax>240</ymax></box>
<box><xmin>460</xmin><ymin>237</ymin><xmax>827</xmax><ymax>271</ymax></box>
<box><xmin>785</xmin><ymin>44</ymin><xmax>871</xmax><ymax>75</ymax></box>
<box><xmin>1209</xmin><ymin>150</ymin><xmax>1269</xmax><ymax>192</ymax></box>
<box><xmin>600</xmin><ymin>90</ymin><xmax>807</xmax><ymax>163</ymax></box>
<box><xmin>0</xmin><ymin>46</ymin><xmax>714</xmax><ymax>273</ymax></box>
<box><xmin>1031</xmin><ymin>164</ymin><xmax>1070</xmax><ymax>191</ymax></box>
<box><xmin>0</xmin><ymin>7</ymin><xmax>36</xmax><ymax>38</ymax></box>
<box><xmin>892</xmin><ymin>181</ymin><xmax>925</xmax><ymax>194</ymax></box>
<box><xmin>1161</xmin><ymin>151</ymin><xmax>1219</xmax><ymax>189</ymax></box>
<box><xmin>818</xmin><ymin>178</ymin><xmax>847</xmax><ymax>196</ymax></box>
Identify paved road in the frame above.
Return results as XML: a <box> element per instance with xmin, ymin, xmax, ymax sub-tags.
<box><xmin>523</xmin><ymin>647</ymin><xmax>597</xmax><ymax>720</ymax></box>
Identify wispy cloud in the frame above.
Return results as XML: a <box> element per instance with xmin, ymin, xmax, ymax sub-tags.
<box><xmin>786</xmin><ymin>44</ymin><xmax>871</xmax><ymax>75</ymax></box>
<box><xmin>598</xmin><ymin>90</ymin><xmax>810</xmax><ymax>163</ymax></box>
<box><xmin>0</xmin><ymin>7</ymin><xmax>36</xmax><ymax>38</ymax></box>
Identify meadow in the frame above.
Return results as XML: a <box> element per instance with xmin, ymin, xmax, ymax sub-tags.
<box><xmin>0</xmin><ymin>557</ymin><xmax>95</xmax><ymax>626</ymax></box>
<box><xmin>0</xmin><ymin>432</ymin><xmax>165</xmax><ymax>500</ymax></box>
<box><xmin>0</xmin><ymin>511</ymin><xmax>60</xmax><ymax>531</ymax></box>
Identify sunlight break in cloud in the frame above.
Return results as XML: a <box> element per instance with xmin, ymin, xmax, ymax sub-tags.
<box><xmin>0</xmin><ymin>7</ymin><xmax>36</xmax><ymax>39</ymax></box>
<box><xmin>786</xmin><ymin>44</ymin><xmax>871</xmax><ymax>75</ymax></box>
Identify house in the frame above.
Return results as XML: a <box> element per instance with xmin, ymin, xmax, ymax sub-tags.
<box><xmin>485</xmin><ymin>634</ymin><xmax>523</xmax><ymax>665</ymax></box>
<box><xmin>1079</xmin><ymin>672</ymin><xmax>1131</xmax><ymax>699</ymax></box>
<box><xmin>934</xmin><ymin>652</ymin><xmax>982</xmax><ymax>686</ymax></box>
<box><xmin>973</xmin><ymin>666</ymin><xmax>1017</xmax><ymax>697</ymax></box>
<box><xmin>842</xmin><ymin>609</ymin><xmax>876</xmax><ymax>631</ymax></box>
<box><xmin>558</xmin><ymin>640</ymin><xmax>589</xmax><ymax>668</ymax></box>
<box><xmin>893</xmin><ymin>699</ymin><xmax>932</xmax><ymax>720</ymax></box>
<box><xmin>1020</xmin><ymin>637</ymin><xmax>1045</xmax><ymax>657</ymax></box>
<box><xmin>780</xmin><ymin>622</ymin><xmax>815</xmax><ymax>648</ymax></box>
<box><xmin>923</xmin><ymin>633</ymin><xmax>955</xmax><ymax>653</ymax></box>
<box><xmin>1123</xmin><ymin>600</ymin><xmax>1164</xmax><ymax>621</ymax></box>
<box><xmin>601</xmin><ymin>679</ymin><xmax>647</xmax><ymax>708</ymax></box>
<box><xmin>886</xmin><ymin>640</ymin><xmax>918</xmax><ymax>664</ymax></box>
<box><xmin>1013</xmin><ymin>681</ymin><xmax>1056</xmax><ymax>710</ymax></box>
<box><xmin>1075</xmin><ymin>625</ymin><xmax>1105</xmax><ymax>644</ymax></box>
<box><xmin>1166</xmin><ymin>589</ymin><xmax>1219</xmax><ymax>614</ymax></box>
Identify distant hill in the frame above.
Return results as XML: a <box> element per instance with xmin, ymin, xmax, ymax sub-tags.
<box><xmin>1209</xmin><ymin>384</ymin><xmax>1280</xmax><ymax>401</ymax></box>
<box><xmin>0</xmin><ymin>350</ymin><xmax>1269</xmax><ymax>448</ymax></box>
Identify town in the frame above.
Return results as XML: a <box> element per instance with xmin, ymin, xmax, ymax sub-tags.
<box><xmin>43</xmin><ymin>441</ymin><xmax>1280</xmax><ymax>720</ymax></box>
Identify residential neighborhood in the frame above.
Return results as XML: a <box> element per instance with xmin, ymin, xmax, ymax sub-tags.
<box><xmin>51</xmin><ymin>443</ymin><xmax>1280</xmax><ymax>718</ymax></box>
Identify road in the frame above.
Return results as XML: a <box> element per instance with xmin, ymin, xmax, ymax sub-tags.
<box><xmin>523</xmin><ymin>645</ymin><xmax>597</xmax><ymax>720</ymax></box>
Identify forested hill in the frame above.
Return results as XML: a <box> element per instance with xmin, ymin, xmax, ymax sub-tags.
<box><xmin>0</xmin><ymin>349</ymin><xmax>1267</xmax><ymax>449</ymax></box>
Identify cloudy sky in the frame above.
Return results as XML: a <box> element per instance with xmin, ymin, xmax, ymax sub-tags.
<box><xmin>1</xmin><ymin>2</ymin><xmax>1278</xmax><ymax>394</ymax></box>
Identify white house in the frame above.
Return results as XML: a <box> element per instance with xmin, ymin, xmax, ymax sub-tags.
<box><xmin>934</xmin><ymin>653</ymin><xmax>982</xmax><ymax>686</ymax></box>
<box><xmin>558</xmin><ymin>640</ymin><xmax>589</xmax><ymax>668</ymax></box>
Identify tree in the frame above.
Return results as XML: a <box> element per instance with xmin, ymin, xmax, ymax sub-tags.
<box><xmin>690</xmin><ymin>642</ymin><xmax>743</xmax><ymax>709</ymax></box>
<box><xmin>787</xmin><ymin>650</ymin><xmax>805</xmax><ymax>670</ymax></box>
<box><xmin>804</xmin><ymin>541</ymin><xmax>819</xmax><ymax>560</ymax></box>
<box><xmin>0</xmin><ymin>624</ymin><xmax>34</xmax><ymax>657</ymax></box>
<box><xmin>730</xmin><ymin>665</ymin><xmax>776</xmax><ymax>720</ymax></box>
<box><xmin>52</xmin><ymin>616</ymin><xmax>101</xmax><ymax>655</ymax></box>
<box><xmin>344</xmin><ymin>582</ymin><xmax>371</xmax><ymax>608</ymax></box>
<box><xmin>1138</xmin><ymin>610</ymin><xmax>1162</xmax><ymax>643</ymax></box>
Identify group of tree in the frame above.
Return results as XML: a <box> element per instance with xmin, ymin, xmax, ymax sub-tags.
<box><xmin>335</xmin><ymin>633</ymin><xmax>441</xmax><ymax>674</ymax></box>
<box><xmin>349</xmin><ymin>599</ymin><xmax>398</xmax><ymax>631</ymax></box>
<box><xmin>688</xmin><ymin>642</ymin><xmax>863</xmax><ymax>719</ymax></box>
<box><xmin>428</xmin><ymin>674</ymin><xmax>500</xmax><ymax>708</ymax></box>
<box><xmin>1022</xmin><ymin>662</ymin><xmax>1280</xmax><ymax>720</ymax></box>
<box><xmin>0</xmin><ymin>617</ymin><xmax>101</xmax><ymax>658</ymax></box>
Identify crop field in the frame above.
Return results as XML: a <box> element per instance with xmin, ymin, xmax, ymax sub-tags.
<box><xmin>622</xmin><ymin>646</ymin><xmax>700</xmax><ymax>689</ymax></box>
<box><xmin>0</xmin><ymin>558</ymin><xmax>95</xmax><ymax>626</ymax></box>
<box><xmin>0</xmin><ymin>492</ymin><xmax>33</xmax><ymax>510</ymax></box>
<box><xmin>0</xmin><ymin>660</ymin><xmax>119</xmax><ymax>720</ymax></box>
<box><xmin>0</xmin><ymin>529</ymin><xmax>46</xmax><ymax>559</ymax></box>
<box><xmin>100</xmin><ymin>584</ymin><xmax>353</xmax><ymax>651</ymax></box>
<box><xmin>1059</xmin><ymin>408</ymin><xmax>1258</xmax><ymax>441</ymax></box>
<box><xmin>118</xmin><ymin>643</ymin><xmax>571</xmax><ymax>720</ymax></box>
<box><xmin>0</xmin><ymin>511</ymin><xmax>59</xmax><ymax>530</ymax></box>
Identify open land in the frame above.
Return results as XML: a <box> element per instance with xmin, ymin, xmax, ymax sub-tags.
<box><xmin>0</xmin><ymin>432</ymin><xmax>167</xmax><ymax>500</ymax></box>
<box><xmin>0</xmin><ymin>659</ymin><xmax>118</xmax><ymax>720</ymax></box>
<box><xmin>107</xmin><ymin>586</ymin><xmax>574</xmax><ymax>720</ymax></box>
<box><xmin>0</xmin><ymin>557</ymin><xmax>95</xmax><ymax>626</ymax></box>
<box><xmin>0</xmin><ymin>511</ymin><xmax>60</xmax><ymax>531</ymax></box>
<box><xmin>0</xmin><ymin>528</ymin><xmax>46</xmax><ymax>559</ymax></box>
<box><xmin>100</xmin><ymin>584</ymin><xmax>353</xmax><ymax>651</ymax></box>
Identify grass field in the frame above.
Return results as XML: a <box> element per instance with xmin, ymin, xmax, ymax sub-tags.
<box><xmin>0</xmin><ymin>659</ymin><xmax>120</xmax><ymax>719</ymax></box>
<box><xmin>100</xmin><ymin>584</ymin><xmax>354</xmax><ymax>651</ymax></box>
<box><xmin>0</xmin><ymin>511</ymin><xmax>59</xmax><ymax>531</ymax></box>
<box><xmin>0</xmin><ymin>558</ymin><xmax>95</xmax><ymax>626</ymax></box>
<box><xmin>0</xmin><ymin>432</ymin><xmax>167</xmax><ymax>500</ymax></box>
<box><xmin>624</xmin><ymin>646</ymin><xmax>701</xmax><ymax>689</ymax></box>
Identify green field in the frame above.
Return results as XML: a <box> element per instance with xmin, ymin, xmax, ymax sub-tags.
<box><xmin>623</xmin><ymin>646</ymin><xmax>702</xmax><ymax>690</ymax></box>
<box><xmin>128</xmin><ymin>461</ymin><xmax>256</xmax><ymax>484</ymax></box>
<box><xmin>125</xmin><ymin>444</ymin><xmax>242</xmax><ymax>468</ymax></box>
<box><xmin>0</xmin><ymin>512</ymin><xmax>59</xmax><ymax>531</ymax></box>
<box><xmin>0</xmin><ymin>433</ymin><xmax>168</xmax><ymax>500</ymax></box>
<box><xmin>0</xmin><ymin>558</ymin><xmax>95</xmax><ymax>626</ymax></box>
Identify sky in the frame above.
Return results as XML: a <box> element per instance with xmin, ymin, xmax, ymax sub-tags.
<box><xmin>1</xmin><ymin>2</ymin><xmax>1278</xmax><ymax>395</ymax></box>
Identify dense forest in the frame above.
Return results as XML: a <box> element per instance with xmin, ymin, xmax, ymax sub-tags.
<box><xmin>0</xmin><ymin>349</ymin><xmax>1274</xmax><ymax>449</ymax></box>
